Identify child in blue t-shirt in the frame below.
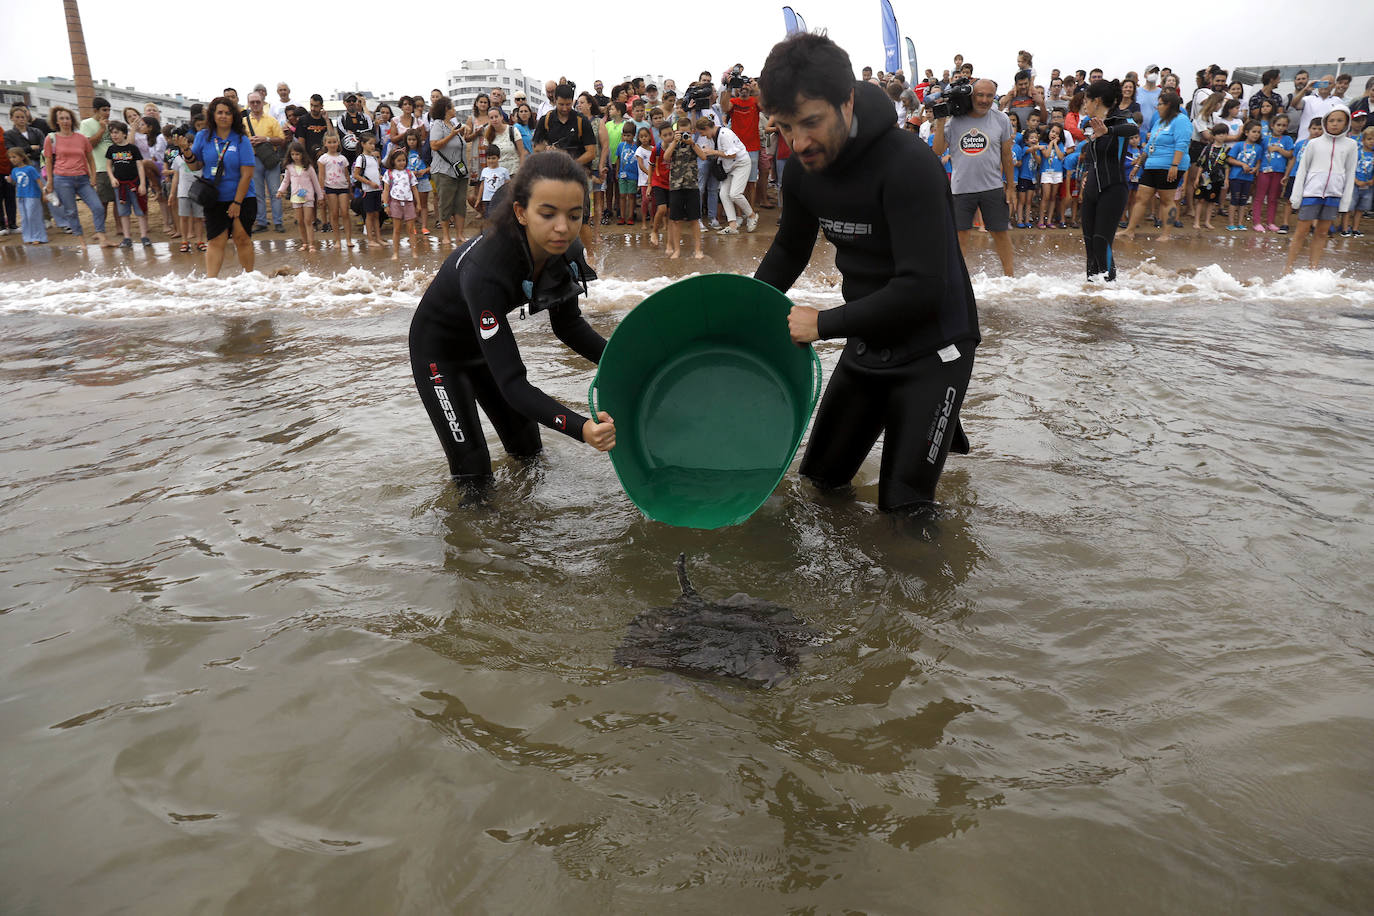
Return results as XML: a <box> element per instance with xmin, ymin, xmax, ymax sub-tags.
<box><xmin>5</xmin><ymin>149</ymin><xmax>47</xmax><ymax>244</ymax></box>
<box><xmin>1037</xmin><ymin>124</ymin><xmax>1067</xmax><ymax>228</ymax></box>
<box><xmin>1226</xmin><ymin>120</ymin><xmax>1263</xmax><ymax>230</ymax></box>
<box><xmin>1342</xmin><ymin>126</ymin><xmax>1374</xmax><ymax>237</ymax></box>
<box><xmin>1278</xmin><ymin>117</ymin><xmax>1325</xmax><ymax>233</ymax></box>
<box><xmin>1015</xmin><ymin>130</ymin><xmax>1041</xmax><ymax>228</ymax></box>
<box><xmin>615</xmin><ymin>137</ymin><xmax>639</xmax><ymax>224</ymax></box>
<box><xmin>1122</xmin><ymin>134</ymin><xmax>1142</xmax><ymax>220</ymax></box>
<box><xmin>1254</xmin><ymin>114</ymin><xmax>1294</xmax><ymax>232</ymax></box>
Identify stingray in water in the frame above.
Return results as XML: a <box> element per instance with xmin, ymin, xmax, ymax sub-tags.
<box><xmin>614</xmin><ymin>554</ymin><xmax>819</xmax><ymax>688</ymax></box>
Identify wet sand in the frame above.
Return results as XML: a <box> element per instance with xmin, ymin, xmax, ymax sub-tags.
<box><xmin>4</xmin><ymin>197</ymin><xmax>1371</xmax><ymax>286</ymax></box>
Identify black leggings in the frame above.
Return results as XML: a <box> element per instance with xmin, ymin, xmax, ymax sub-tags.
<box><xmin>0</xmin><ymin>179</ymin><xmax>15</xmax><ymax>231</ymax></box>
<box><xmin>800</xmin><ymin>346</ymin><xmax>974</xmax><ymax>512</ymax></box>
<box><xmin>410</xmin><ymin>349</ymin><xmax>542</xmax><ymax>480</ymax></box>
<box><xmin>1081</xmin><ymin>181</ymin><xmax>1128</xmax><ymax>280</ymax></box>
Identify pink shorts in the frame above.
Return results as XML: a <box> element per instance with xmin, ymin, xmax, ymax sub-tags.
<box><xmin>387</xmin><ymin>200</ymin><xmax>417</xmax><ymax>220</ymax></box>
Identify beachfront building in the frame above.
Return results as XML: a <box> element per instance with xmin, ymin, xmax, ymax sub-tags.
<box><xmin>0</xmin><ymin>76</ymin><xmax>199</xmax><ymax>130</ymax></box>
<box><xmin>622</xmin><ymin>73</ymin><xmax>670</xmax><ymax>90</ymax></box>
<box><xmin>445</xmin><ymin>60</ymin><xmax>541</xmax><ymax>115</ymax></box>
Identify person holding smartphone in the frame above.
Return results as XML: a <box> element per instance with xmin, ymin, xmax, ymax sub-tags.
<box><xmin>1293</xmin><ymin>73</ymin><xmax>1343</xmax><ymax>128</ymax></box>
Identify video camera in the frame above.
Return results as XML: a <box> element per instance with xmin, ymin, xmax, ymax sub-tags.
<box><xmin>726</xmin><ymin>65</ymin><xmax>750</xmax><ymax>91</ymax></box>
<box><xmin>929</xmin><ymin>77</ymin><xmax>974</xmax><ymax>119</ymax></box>
<box><xmin>684</xmin><ymin>80</ymin><xmax>713</xmax><ymax>111</ymax></box>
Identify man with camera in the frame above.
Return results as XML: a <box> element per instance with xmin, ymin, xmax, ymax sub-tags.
<box><xmin>753</xmin><ymin>33</ymin><xmax>979</xmax><ymax>516</ymax></box>
<box><xmin>932</xmin><ymin>79</ymin><xmax>1016</xmax><ymax>277</ymax></box>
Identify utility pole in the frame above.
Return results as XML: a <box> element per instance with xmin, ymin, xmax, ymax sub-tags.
<box><xmin>63</xmin><ymin>0</ymin><xmax>95</xmax><ymax>118</ymax></box>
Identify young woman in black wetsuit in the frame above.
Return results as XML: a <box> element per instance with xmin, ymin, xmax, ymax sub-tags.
<box><xmin>409</xmin><ymin>151</ymin><xmax>615</xmax><ymax>482</ymax></box>
<box><xmin>1078</xmin><ymin>80</ymin><xmax>1140</xmax><ymax>281</ymax></box>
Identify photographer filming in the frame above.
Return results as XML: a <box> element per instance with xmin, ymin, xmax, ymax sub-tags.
<box><xmin>722</xmin><ymin>67</ymin><xmax>764</xmax><ymax>210</ymax></box>
<box><xmin>932</xmin><ymin>78</ymin><xmax>1017</xmax><ymax>277</ymax></box>
<box><xmin>753</xmin><ymin>33</ymin><xmax>979</xmax><ymax>516</ymax></box>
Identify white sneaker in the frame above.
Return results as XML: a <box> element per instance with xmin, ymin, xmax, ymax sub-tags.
<box><xmin>718</xmin><ymin>225</ymin><xmax>740</xmax><ymax>235</ymax></box>
<box><xmin>744</xmin><ymin>213</ymin><xmax>759</xmax><ymax>232</ymax></box>
<box><xmin>697</xmin><ymin>220</ymin><xmax>705</xmax><ymax>230</ymax></box>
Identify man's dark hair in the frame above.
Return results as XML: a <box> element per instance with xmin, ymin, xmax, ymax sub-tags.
<box><xmin>1295</xmin><ymin>69</ymin><xmax>1308</xmax><ymax>78</ymax></box>
<box><xmin>759</xmin><ymin>33</ymin><xmax>855</xmax><ymax>116</ymax></box>
<box><xmin>223</xmin><ymin>87</ymin><xmax>236</xmax><ymax>95</ymax></box>
<box><xmin>1262</xmin><ymin>68</ymin><xmax>1280</xmax><ymax>86</ymax></box>
<box><xmin>555</xmin><ymin>83</ymin><xmax>575</xmax><ymax>101</ymax></box>
<box><xmin>310</xmin><ymin>93</ymin><xmax>324</xmax><ymax>104</ymax></box>
<box><xmin>92</xmin><ymin>96</ymin><xmax>110</xmax><ymax>110</ymax></box>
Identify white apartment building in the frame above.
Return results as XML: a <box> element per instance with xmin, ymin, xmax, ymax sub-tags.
<box><xmin>0</xmin><ymin>76</ymin><xmax>200</xmax><ymax>130</ymax></box>
<box><xmin>445</xmin><ymin>60</ymin><xmax>541</xmax><ymax>115</ymax></box>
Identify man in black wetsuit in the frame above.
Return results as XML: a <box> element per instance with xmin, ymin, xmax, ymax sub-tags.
<box><xmin>754</xmin><ymin>33</ymin><xmax>980</xmax><ymax>514</ymax></box>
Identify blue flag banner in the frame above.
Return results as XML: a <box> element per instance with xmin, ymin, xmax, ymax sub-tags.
<box><xmin>796</xmin><ymin>10</ymin><xmax>807</xmax><ymax>31</ymax></box>
<box><xmin>783</xmin><ymin>6</ymin><xmax>802</xmax><ymax>34</ymax></box>
<box><xmin>905</xmin><ymin>36</ymin><xmax>918</xmax><ymax>78</ymax></box>
<box><xmin>879</xmin><ymin>0</ymin><xmax>900</xmax><ymax>74</ymax></box>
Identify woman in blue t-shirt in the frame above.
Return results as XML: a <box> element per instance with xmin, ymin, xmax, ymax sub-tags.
<box><xmin>185</xmin><ymin>96</ymin><xmax>257</xmax><ymax>276</ymax></box>
<box><xmin>1122</xmin><ymin>91</ymin><xmax>1191</xmax><ymax>241</ymax></box>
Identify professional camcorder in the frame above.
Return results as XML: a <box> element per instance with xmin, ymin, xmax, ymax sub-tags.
<box><xmin>929</xmin><ymin>77</ymin><xmax>974</xmax><ymax>119</ymax></box>
<box><xmin>684</xmin><ymin>81</ymin><xmax>713</xmax><ymax>110</ymax></box>
<box><xmin>727</xmin><ymin>65</ymin><xmax>750</xmax><ymax>91</ymax></box>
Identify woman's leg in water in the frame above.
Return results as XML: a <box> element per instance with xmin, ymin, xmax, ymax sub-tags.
<box><xmin>1083</xmin><ymin>182</ymin><xmax>1128</xmax><ymax>280</ymax></box>
<box><xmin>411</xmin><ymin>353</ymin><xmax>495</xmax><ymax>480</ymax></box>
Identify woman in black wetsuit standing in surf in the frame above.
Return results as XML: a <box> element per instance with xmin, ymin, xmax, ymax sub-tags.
<box><xmin>409</xmin><ymin>151</ymin><xmax>615</xmax><ymax>483</ymax></box>
<box><xmin>1078</xmin><ymin>79</ymin><xmax>1139</xmax><ymax>281</ymax></box>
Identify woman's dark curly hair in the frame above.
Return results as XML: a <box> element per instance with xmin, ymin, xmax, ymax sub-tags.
<box><xmin>486</xmin><ymin>151</ymin><xmax>589</xmax><ymax>239</ymax></box>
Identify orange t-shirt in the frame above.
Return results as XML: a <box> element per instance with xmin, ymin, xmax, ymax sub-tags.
<box><xmin>729</xmin><ymin>97</ymin><xmax>761</xmax><ymax>152</ymax></box>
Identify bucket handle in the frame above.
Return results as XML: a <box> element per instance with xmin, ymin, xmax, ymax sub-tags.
<box><xmin>808</xmin><ymin>346</ymin><xmax>822</xmax><ymax>412</ymax></box>
<box><xmin>587</xmin><ymin>378</ymin><xmax>600</xmax><ymax>422</ymax></box>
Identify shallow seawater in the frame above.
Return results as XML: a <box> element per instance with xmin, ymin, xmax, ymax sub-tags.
<box><xmin>1</xmin><ymin>230</ymin><xmax>1372</xmax><ymax>914</ymax></box>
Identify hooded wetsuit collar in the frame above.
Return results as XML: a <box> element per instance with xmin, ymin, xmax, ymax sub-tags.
<box><xmin>512</xmin><ymin>232</ymin><xmax>597</xmax><ymax>317</ymax></box>
<box><xmin>826</xmin><ymin>81</ymin><xmax>897</xmax><ymax>174</ymax></box>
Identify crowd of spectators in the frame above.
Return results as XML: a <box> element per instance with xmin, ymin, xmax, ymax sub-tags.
<box><xmin>2</xmin><ymin>56</ymin><xmax>1369</xmax><ymax>275</ymax></box>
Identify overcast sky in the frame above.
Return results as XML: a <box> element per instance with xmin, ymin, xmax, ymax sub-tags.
<box><xmin>6</xmin><ymin>0</ymin><xmax>1371</xmax><ymax>104</ymax></box>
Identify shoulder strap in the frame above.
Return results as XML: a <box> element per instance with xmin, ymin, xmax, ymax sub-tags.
<box><xmin>244</xmin><ymin>115</ymin><xmax>256</xmax><ymax>137</ymax></box>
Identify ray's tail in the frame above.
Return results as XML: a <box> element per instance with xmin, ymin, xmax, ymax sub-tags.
<box><xmin>676</xmin><ymin>553</ymin><xmax>697</xmax><ymax>597</ymax></box>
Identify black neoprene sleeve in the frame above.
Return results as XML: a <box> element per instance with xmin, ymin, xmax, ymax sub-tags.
<box><xmin>460</xmin><ymin>268</ymin><xmax>590</xmax><ymax>442</ymax></box>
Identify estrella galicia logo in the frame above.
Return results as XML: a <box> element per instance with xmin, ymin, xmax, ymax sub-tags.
<box><xmin>478</xmin><ymin>310</ymin><xmax>500</xmax><ymax>340</ymax></box>
<box><xmin>958</xmin><ymin>129</ymin><xmax>989</xmax><ymax>155</ymax></box>
<box><xmin>554</xmin><ymin>415</ymin><xmax>567</xmax><ymax>430</ymax></box>
<box><xmin>428</xmin><ymin>362</ymin><xmax>443</xmax><ymax>384</ymax></box>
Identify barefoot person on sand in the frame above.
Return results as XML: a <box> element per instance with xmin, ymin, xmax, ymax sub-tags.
<box><xmin>1122</xmin><ymin>91</ymin><xmax>1190</xmax><ymax>242</ymax></box>
<box><xmin>409</xmin><ymin>152</ymin><xmax>615</xmax><ymax>485</ymax></box>
<box><xmin>1283</xmin><ymin>108</ymin><xmax>1358</xmax><ymax>274</ymax></box>
<box><xmin>753</xmin><ymin>33</ymin><xmax>980</xmax><ymax>515</ymax></box>
<box><xmin>183</xmin><ymin>97</ymin><xmax>257</xmax><ymax>276</ymax></box>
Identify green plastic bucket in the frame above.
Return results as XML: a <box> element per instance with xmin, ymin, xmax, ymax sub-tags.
<box><xmin>589</xmin><ymin>273</ymin><xmax>822</xmax><ymax>529</ymax></box>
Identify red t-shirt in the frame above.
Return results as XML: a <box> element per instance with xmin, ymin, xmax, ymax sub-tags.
<box><xmin>776</xmin><ymin>130</ymin><xmax>792</xmax><ymax>160</ymax></box>
<box><xmin>649</xmin><ymin>145</ymin><xmax>670</xmax><ymax>189</ymax></box>
<box><xmin>729</xmin><ymin>97</ymin><xmax>761</xmax><ymax>152</ymax></box>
